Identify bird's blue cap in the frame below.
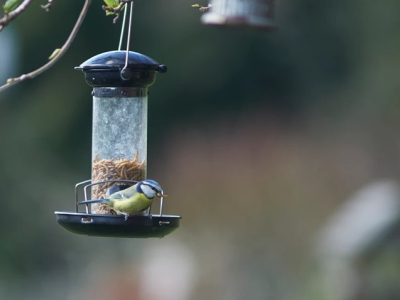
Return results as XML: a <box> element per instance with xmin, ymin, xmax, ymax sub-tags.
<box><xmin>142</xmin><ymin>180</ymin><xmax>161</xmax><ymax>189</ymax></box>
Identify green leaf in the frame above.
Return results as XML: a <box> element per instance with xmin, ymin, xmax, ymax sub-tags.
<box><xmin>3</xmin><ymin>0</ymin><xmax>22</xmax><ymax>13</ymax></box>
<box><xmin>48</xmin><ymin>48</ymin><xmax>61</xmax><ymax>60</ymax></box>
<box><xmin>103</xmin><ymin>0</ymin><xmax>120</xmax><ymax>9</ymax></box>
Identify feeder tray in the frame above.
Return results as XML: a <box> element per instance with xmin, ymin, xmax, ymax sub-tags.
<box><xmin>55</xmin><ymin>180</ymin><xmax>181</xmax><ymax>238</ymax></box>
<box><xmin>55</xmin><ymin>213</ymin><xmax>181</xmax><ymax>238</ymax></box>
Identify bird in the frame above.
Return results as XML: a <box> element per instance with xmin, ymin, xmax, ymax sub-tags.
<box><xmin>78</xmin><ymin>179</ymin><xmax>166</xmax><ymax>221</ymax></box>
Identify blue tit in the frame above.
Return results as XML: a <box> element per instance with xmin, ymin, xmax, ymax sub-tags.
<box><xmin>79</xmin><ymin>179</ymin><xmax>167</xmax><ymax>220</ymax></box>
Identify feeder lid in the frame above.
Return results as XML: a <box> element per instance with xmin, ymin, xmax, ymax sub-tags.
<box><xmin>75</xmin><ymin>50</ymin><xmax>167</xmax><ymax>72</ymax></box>
<box><xmin>75</xmin><ymin>51</ymin><xmax>167</xmax><ymax>88</ymax></box>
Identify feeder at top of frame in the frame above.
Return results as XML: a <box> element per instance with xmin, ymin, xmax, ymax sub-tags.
<box><xmin>201</xmin><ymin>0</ymin><xmax>278</xmax><ymax>31</ymax></box>
<box><xmin>55</xmin><ymin>50</ymin><xmax>181</xmax><ymax>238</ymax></box>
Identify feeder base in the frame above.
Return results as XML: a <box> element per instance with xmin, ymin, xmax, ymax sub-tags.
<box><xmin>55</xmin><ymin>212</ymin><xmax>181</xmax><ymax>238</ymax></box>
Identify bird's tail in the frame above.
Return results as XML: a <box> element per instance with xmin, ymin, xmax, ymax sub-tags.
<box><xmin>78</xmin><ymin>199</ymin><xmax>110</xmax><ymax>205</ymax></box>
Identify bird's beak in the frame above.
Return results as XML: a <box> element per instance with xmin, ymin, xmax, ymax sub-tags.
<box><xmin>157</xmin><ymin>192</ymin><xmax>167</xmax><ymax>198</ymax></box>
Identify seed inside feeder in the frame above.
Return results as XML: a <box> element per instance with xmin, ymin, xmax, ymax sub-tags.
<box><xmin>91</xmin><ymin>152</ymin><xmax>146</xmax><ymax>214</ymax></box>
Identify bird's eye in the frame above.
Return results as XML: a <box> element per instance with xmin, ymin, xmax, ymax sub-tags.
<box><xmin>144</xmin><ymin>184</ymin><xmax>159</xmax><ymax>193</ymax></box>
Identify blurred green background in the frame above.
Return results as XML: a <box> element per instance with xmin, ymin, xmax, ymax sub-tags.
<box><xmin>1</xmin><ymin>0</ymin><xmax>400</xmax><ymax>299</ymax></box>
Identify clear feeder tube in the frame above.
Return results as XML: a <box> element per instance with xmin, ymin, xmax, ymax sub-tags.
<box><xmin>91</xmin><ymin>87</ymin><xmax>148</xmax><ymax>213</ymax></box>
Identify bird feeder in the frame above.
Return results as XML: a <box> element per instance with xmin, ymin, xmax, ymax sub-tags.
<box><xmin>201</xmin><ymin>0</ymin><xmax>277</xmax><ymax>31</ymax></box>
<box><xmin>55</xmin><ymin>50</ymin><xmax>181</xmax><ymax>238</ymax></box>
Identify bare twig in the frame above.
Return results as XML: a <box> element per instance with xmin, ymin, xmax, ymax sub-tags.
<box><xmin>0</xmin><ymin>0</ymin><xmax>92</xmax><ymax>93</ymax></box>
<box><xmin>102</xmin><ymin>2</ymin><xmax>125</xmax><ymax>24</ymax></box>
<box><xmin>0</xmin><ymin>0</ymin><xmax>33</xmax><ymax>31</ymax></box>
<box><xmin>102</xmin><ymin>0</ymin><xmax>133</xmax><ymax>24</ymax></box>
<box><xmin>41</xmin><ymin>0</ymin><xmax>56</xmax><ymax>12</ymax></box>
<box><xmin>199</xmin><ymin>5</ymin><xmax>211</xmax><ymax>12</ymax></box>
<box><xmin>191</xmin><ymin>3</ymin><xmax>212</xmax><ymax>12</ymax></box>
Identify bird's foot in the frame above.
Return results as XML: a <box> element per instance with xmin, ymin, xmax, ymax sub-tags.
<box><xmin>116</xmin><ymin>211</ymin><xmax>130</xmax><ymax>221</ymax></box>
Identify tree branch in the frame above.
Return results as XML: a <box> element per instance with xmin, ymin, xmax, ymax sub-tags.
<box><xmin>41</xmin><ymin>0</ymin><xmax>56</xmax><ymax>12</ymax></box>
<box><xmin>102</xmin><ymin>1</ymin><xmax>125</xmax><ymax>24</ymax></box>
<box><xmin>102</xmin><ymin>0</ymin><xmax>133</xmax><ymax>24</ymax></box>
<box><xmin>191</xmin><ymin>3</ymin><xmax>212</xmax><ymax>12</ymax></box>
<box><xmin>0</xmin><ymin>0</ymin><xmax>33</xmax><ymax>31</ymax></box>
<box><xmin>0</xmin><ymin>0</ymin><xmax>92</xmax><ymax>93</ymax></box>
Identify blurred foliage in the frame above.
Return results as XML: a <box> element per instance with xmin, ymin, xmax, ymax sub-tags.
<box><xmin>1</xmin><ymin>0</ymin><xmax>400</xmax><ymax>299</ymax></box>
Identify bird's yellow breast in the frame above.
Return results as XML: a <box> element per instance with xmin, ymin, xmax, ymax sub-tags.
<box><xmin>109</xmin><ymin>193</ymin><xmax>154</xmax><ymax>214</ymax></box>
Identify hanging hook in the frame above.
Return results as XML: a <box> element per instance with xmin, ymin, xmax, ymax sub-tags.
<box><xmin>118</xmin><ymin>2</ymin><xmax>128</xmax><ymax>51</ymax></box>
<box><xmin>120</xmin><ymin>1</ymin><xmax>134</xmax><ymax>81</ymax></box>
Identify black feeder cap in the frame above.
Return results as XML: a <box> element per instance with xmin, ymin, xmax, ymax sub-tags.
<box><xmin>75</xmin><ymin>50</ymin><xmax>167</xmax><ymax>88</ymax></box>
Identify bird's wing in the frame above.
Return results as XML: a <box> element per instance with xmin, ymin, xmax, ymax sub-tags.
<box><xmin>110</xmin><ymin>190</ymin><xmax>134</xmax><ymax>201</ymax></box>
<box><xmin>109</xmin><ymin>192</ymin><xmax>124</xmax><ymax>200</ymax></box>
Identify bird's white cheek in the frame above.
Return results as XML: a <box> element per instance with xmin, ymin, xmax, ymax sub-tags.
<box><xmin>141</xmin><ymin>185</ymin><xmax>156</xmax><ymax>199</ymax></box>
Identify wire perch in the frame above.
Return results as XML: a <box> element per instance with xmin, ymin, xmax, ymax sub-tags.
<box><xmin>75</xmin><ymin>179</ymin><xmax>166</xmax><ymax>217</ymax></box>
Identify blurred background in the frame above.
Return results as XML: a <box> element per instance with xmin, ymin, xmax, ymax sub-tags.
<box><xmin>1</xmin><ymin>0</ymin><xmax>400</xmax><ymax>299</ymax></box>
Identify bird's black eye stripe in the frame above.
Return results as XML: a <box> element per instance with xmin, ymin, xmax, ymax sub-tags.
<box><xmin>144</xmin><ymin>184</ymin><xmax>159</xmax><ymax>193</ymax></box>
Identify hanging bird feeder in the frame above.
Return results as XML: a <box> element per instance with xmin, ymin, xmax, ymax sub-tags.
<box><xmin>55</xmin><ymin>50</ymin><xmax>180</xmax><ymax>238</ymax></box>
<box><xmin>55</xmin><ymin>2</ymin><xmax>181</xmax><ymax>237</ymax></box>
<box><xmin>201</xmin><ymin>0</ymin><xmax>277</xmax><ymax>31</ymax></box>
